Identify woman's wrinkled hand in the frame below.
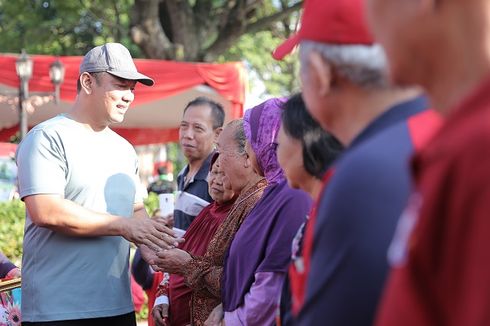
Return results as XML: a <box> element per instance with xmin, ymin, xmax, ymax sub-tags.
<box><xmin>204</xmin><ymin>303</ymin><xmax>224</xmax><ymax>326</ymax></box>
<box><xmin>152</xmin><ymin>303</ymin><xmax>170</xmax><ymax>326</ymax></box>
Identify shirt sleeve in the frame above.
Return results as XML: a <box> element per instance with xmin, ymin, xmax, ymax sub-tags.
<box><xmin>0</xmin><ymin>251</ymin><xmax>16</xmax><ymax>278</ymax></box>
<box><xmin>16</xmin><ymin>130</ymin><xmax>67</xmax><ymax>199</ymax></box>
<box><xmin>224</xmin><ymin>272</ymin><xmax>285</xmax><ymax>326</ymax></box>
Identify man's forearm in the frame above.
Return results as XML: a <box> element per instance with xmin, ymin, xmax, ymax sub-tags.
<box><xmin>25</xmin><ymin>194</ymin><xmax>127</xmax><ymax>237</ymax></box>
<box><xmin>24</xmin><ymin>194</ymin><xmax>178</xmax><ymax>250</ymax></box>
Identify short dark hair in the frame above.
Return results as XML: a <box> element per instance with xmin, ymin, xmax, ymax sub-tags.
<box><xmin>76</xmin><ymin>72</ymin><xmax>104</xmax><ymax>93</ymax></box>
<box><xmin>183</xmin><ymin>96</ymin><xmax>225</xmax><ymax>129</ymax></box>
<box><xmin>281</xmin><ymin>93</ymin><xmax>343</xmax><ymax>179</ymax></box>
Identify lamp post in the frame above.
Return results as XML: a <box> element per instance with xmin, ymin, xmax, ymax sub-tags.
<box><xmin>13</xmin><ymin>50</ymin><xmax>65</xmax><ymax>140</ymax></box>
<box><xmin>15</xmin><ymin>50</ymin><xmax>33</xmax><ymax>140</ymax></box>
<box><xmin>49</xmin><ymin>57</ymin><xmax>65</xmax><ymax>105</ymax></box>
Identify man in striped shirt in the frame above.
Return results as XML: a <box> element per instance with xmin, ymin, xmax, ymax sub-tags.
<box><xmin>174</xmin><ymin>97</ymin><xmax>225</xmax><ymax>230</ymax></box>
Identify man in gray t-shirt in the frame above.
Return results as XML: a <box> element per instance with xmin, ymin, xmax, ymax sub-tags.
<box><xmin>16</xmin><ymin>43</ymin><xmax>180</xmax><ymax>326</ymax></box>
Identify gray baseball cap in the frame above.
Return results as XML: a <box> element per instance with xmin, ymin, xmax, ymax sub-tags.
<box><xmin>80</xmin><ymin>43</ymin><xmax>154</xmax><ymax>86</ymax></box>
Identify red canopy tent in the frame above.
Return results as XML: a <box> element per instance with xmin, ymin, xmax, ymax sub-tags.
<box><xmin>0</xmin><ymin>142</ymin><xmax>16</xmax><ymax>157</ymax></box>
<box><xmin>0</xmin><ymin>54</ymin><xmax>246</xmax><ymax>145</ymax></box>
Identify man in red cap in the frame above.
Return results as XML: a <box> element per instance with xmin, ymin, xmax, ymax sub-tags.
<box><xmin>365</xmin><ymin>0</ymin><xmax>490</xmax><ymax>325</ymax></box>
<box><xmin>273</xmin><ymin>0</ymin><xmax>441</xmax><ymax>325</ymax></box>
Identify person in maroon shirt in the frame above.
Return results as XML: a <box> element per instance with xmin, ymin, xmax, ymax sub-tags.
<box><xmin>365</xmin><ymin>0</ymin><xmax>490</xmax><ymax>325</ymax></box>
<box><xmin>272</xmin><ymin>0</ymin><xmax>441</xmax><ymax>324</ymax></box>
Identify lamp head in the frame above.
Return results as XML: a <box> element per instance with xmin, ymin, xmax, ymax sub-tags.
<box><xmin>15</xmin><ymin>49</ymin><xmax>33</xmax><ymax>82</ymax></box>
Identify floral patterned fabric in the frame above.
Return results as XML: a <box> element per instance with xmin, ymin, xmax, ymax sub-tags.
<box><xmin>0</xmin><ymin>289</ymin><xmax>21</xmax><ymax>326</ymax></box>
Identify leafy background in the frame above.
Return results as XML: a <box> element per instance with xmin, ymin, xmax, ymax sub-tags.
<box><xmin>0</xmin><ymin>200</ymin><xmax>24</xmax><ymax>266</ymax></box>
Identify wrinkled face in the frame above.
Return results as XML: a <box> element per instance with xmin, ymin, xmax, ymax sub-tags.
<box><xmin>365</xmin><ymin>0</ymin><xmax>424</xmax><ymax>86</ymax></box>
<box><xmin>216</xmin><ymin>125</ymin><xmax>249</xmax><ymax>192</ymax></box>
<box><xmin>91</xmin><ymin>73</ymin><xmax>136</xmax><ymax>124</ymax></box>
<box><xmin>277</xmin><ymin>125</ymin><xmax>310</xmax><ymax>190</ymax></box>
<box><xmin>207</xmin><ymin>161</ymin><xmax>235</xmax><ymax>204</ymax></box>
<box><xmin>179</xmin><ymin>105</ymin><xmax>218</xmax><ymax>163</ymax></box>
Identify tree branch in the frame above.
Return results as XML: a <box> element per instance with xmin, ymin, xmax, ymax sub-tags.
<box><xmin>193</xmin><ymin>0</ymin><xmax>214</xmax><ymax>41</ymax></box>
<box><xmin>130</xmin><ymin>0</ymin><xmax>174</xmax><ymax>59</ymax></box>
<box><xmin>164</xmin><ymin>0</ymin><xmax>200</xmax><ymax>60</ymax></box>
<box><xmin>245</xmin><ymin>1</ymin><xmax>303</xmax><ymax>35</ymax></box>
<box><xmin>204</xmin><ymin>1</ymin><xmax>302</xmax><ymax>61</ymax></box>
<box><xmin>112</xmin><ymin>0</ymin><xmax>122</xmax><ymax>42</ymax></box>
<box><xmin>203</xmin><ymin>0</ymin><xmax>248</xmax><ymax>61</ymax></box>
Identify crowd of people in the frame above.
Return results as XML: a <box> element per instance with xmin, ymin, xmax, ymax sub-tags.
<box><xmin>5</xmin><ymin>0</ymin><xmax>490</xmax><ymax>325</ymax></box>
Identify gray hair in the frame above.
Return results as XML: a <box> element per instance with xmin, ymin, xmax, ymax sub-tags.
<box><xmin>299</xmin><ymin>40</ymin><xmax>389</xmax><ymax>89</ymax></box>
<box><xmin>227</xmin><ymin>119</ymin><xmax>246</xmax><ymax>154</ymax></box>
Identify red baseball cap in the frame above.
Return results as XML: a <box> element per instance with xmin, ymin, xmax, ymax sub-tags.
<box><xmin>272</xmin><ymin>0</ymin><xmax>374</xmax><ymax>60</ymax></box>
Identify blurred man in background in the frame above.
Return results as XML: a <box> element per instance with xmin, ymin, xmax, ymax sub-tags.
<box><xmin>174</xmin><ymin>97</ymin><xmax>224</xmax><ymax>230</ymax></box>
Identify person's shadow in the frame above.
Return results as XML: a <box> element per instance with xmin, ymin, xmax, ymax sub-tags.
<box><xmin>104</xmin><ymin>173</ymin><xmax>137</xmax><ymax>217</ymax></box>
<box><xmin>103</xmin><ymin>173</ymin><xmax>138</xmax><ymax>278</ymax></box>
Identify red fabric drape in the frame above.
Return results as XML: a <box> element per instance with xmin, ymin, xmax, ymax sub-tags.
<box><xmin>0</xmin><ymin>54</ymin><xmax>246</xmax><ymax>144</ymax></box>
<box><xmin>0</xmin><ymin>142</ymin><xmax>17</xmax><ymax>157</ymax></box>
<box><xmin>113</xmin><ymin>127</ymin><xmax>180</xmax><ymax>146</ymax></box>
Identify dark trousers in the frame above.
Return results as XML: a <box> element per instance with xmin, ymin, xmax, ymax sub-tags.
<box><xmin>22</xmin><ymin>312</ymin><xmax>136</xmax><ymax>326</ymax></box>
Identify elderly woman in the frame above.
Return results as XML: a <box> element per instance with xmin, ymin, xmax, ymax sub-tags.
<box><xmin>276</xmin><ymin>93</ymin><xmax>343</xmax><ymax>324</ymax></box>
<box><xmin>153</xmin><ymin>121</ymin><xmax>268</xmax><ymax>325</ymax></box>
<box><xmin>150</xmin><ymin>155</ymin><xmax>235</xmax><ymax>326</ymax></box>
<box><xmin>208</xmin><ymin>98</ymin><xmax>313</xmax><ymax>325</ymax></box>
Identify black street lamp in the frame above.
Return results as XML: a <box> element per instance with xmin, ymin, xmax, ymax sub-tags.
<box><xmin>12</xmin><ymin>49</ymin><xmax>65</xmax><ymax>140</ymax></box>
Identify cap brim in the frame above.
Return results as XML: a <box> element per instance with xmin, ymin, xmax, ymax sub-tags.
<box><xmin>272</xmin><ymin>33</ymin><xmax>300</xmax><ymax>61</ymax></box>
<box><xmin>107</xmin><ymin>70</ymin><xmax>155</xmax><ymax>86</ymax></box>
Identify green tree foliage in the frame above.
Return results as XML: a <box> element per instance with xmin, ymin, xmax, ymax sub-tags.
<box><xmin>0</xmin><ymin>0</ymin><xmax>138</xmax><ymax>56</ymax></box>
<box><xmin>217</xmin><ymin>0</ymin><xmax>301</xmax><ymax>95</ymax></box>
<box><xmin>166</xmin><ymin>142</ymin><xmax>185</xmax><ymax>181</ymax></box>
<box><xmin>144</xmin><ymin>191</ymin><xmax>160</xmax><ymax>217</ymax></box>
<box><xmin>0</xmin><ymin>0</ymin><xmax>301</xmax><ymax>96</ymax></box>
<box><xmin>221</xmin><ymin>31</ymin><xmax>300</xmax><ymax>96</ymax></box>
<box><xmin>0</xmin><ymin>200</ymin><xmax>25</xmax><ymax>265</ymax></box>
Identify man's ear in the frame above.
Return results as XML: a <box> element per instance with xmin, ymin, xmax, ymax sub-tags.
<box><xmin>213</xmin><ymin>127</ymin><xmax>223</xmax><ymax>141</ymax></box>
<box><xmin>308</xmin><ymin>50</ymin><xmax>333</xmax><ymax>97</ymax></box>
<box><xmin>80</xmin><ymin>72</ymin><xmax>93</xmax><ymax>95</ymax></box>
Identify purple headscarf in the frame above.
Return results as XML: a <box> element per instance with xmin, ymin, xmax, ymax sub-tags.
<box><xmin>243</xmin><ymin>97</ymin><xmax>287</xmax><ymax>184</ymax></box>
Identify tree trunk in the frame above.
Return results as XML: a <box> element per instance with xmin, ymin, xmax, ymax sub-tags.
<box><xmin>130</xmin><ymin>0</ymin><xmax>175</xmax><ymax>59</ymax></box>
<box><xmin>130</xmin><ymin>0</ymin><xmax>303</xmax><ymax>62</ymax></box>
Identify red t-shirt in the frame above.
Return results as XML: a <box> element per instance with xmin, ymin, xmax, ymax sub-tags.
<box><xmin>376</xmin><ymin>78</ymin><xmax>490</xmax><ymax>326</ymax></box>
<box><xmin>147</xmin><ymin>272</ymin><xmax>164</xmax><ymax>326</ymax></box>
